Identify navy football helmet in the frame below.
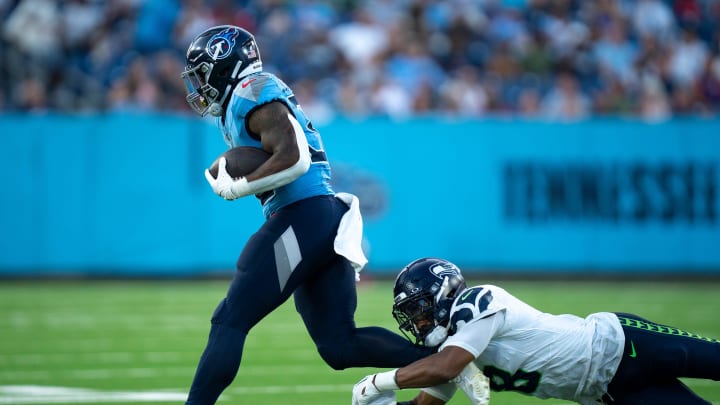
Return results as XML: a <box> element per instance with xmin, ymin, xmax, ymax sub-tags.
<box><xmin>392</xmin><ymin>258</ymin><xmax>467</xmax><ymax>346</ymax></box>
<box><xmin>181</xmin><ymin>25</ymin><xmax>262</xmax><ymax>117</ymax></box>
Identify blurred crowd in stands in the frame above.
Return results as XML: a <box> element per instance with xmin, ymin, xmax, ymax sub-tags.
<box><xmin>1</xmin><ymin>0</ymin><xmax>719</xmax><ymax>122</ymax></box>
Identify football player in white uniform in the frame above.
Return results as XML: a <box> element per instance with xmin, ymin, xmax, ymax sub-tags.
<box><xmin>353</xmin><ymin>258</ymin><xmax>720</xmax><ymax>405</ymax></box>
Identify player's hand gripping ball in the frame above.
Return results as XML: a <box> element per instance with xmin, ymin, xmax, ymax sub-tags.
<box><xmin>207</xmin><ymin>146</ymin><xmax>271</xmax><ymax>179</ymax></box>
<box><xmin>205</xmin><ymin>146</ymin><xmax>271</xmax><ymax>200</ymax></box>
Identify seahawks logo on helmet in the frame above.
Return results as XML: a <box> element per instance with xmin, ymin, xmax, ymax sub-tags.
<box><xmin>430</xmin><ymin>263</ymin><xmax>459</xmax><ymax>279</ymax></box>
<box><xmin>206</xmin><ymin>27</ymin><xmax>240</xmax><ymax>60</ymax></box>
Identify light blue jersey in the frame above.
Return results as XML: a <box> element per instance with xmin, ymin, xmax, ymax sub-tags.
<box><xmin>216</xmin><ymin>72</ymin><xmax>334</xmax><ymax>217</ymax></box>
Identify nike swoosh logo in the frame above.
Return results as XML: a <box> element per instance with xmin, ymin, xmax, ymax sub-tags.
<box><xmin>629</xmin><ymin>340</ymin><xmax>637</xmax><ymax>358</ymax></box>
<box><xmin>461</xmin><ymin>289</ymin><xmax>473</xmax><ymax>300</ymax></box>
<box><xmin>241</xmin><ymin>78</ymin><xmax>256</xmax><ymax>88</ymax></box>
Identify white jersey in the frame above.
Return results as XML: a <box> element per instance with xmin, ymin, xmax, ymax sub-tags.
<box><xmin>427</xmin><ymin>285</ymin><xmax>625</xmax><ymax>405</ymax></box>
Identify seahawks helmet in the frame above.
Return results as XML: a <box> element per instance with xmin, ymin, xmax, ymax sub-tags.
<box><xmin>181</xmin><ymin>25</ymin><xmax>262</xmax><ymax>117</ymax></box>
<box><xmin>392</xmin><ymin>258</ymin><xmax>466</xmax><ymax>346</ymax></box>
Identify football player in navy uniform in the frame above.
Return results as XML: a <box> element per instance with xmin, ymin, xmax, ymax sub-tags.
<box><xmin>353</xmin><ymin>258</ymin><xmax>720</xmax><ymax>405</ymax></box>
<box><xmin>180</xmin><ymin>26</ymin><xmax>433</xmax><ymax>404</ymax></box>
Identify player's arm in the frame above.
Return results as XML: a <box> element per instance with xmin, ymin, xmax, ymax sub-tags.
<box><xmin>206</xmin><ymin>101</ymin><xmax>310</xmax><ymax>200</ymax></box>
<box><xmin>394</xmin><ymin>311</ymin><xmax>499</xmax><ymax>388</ymax></box>
<box><xmin>245</xmin><ymin>101</ymin><xmax>310</xmax><ymax>183</ymax></box>
<box><xmin>352</xmin><ymin>347</ymin><xmax>472</xmax><ymax>402</ymax></box>
<box><xmin>396</xmin><ymin>346</ymin><xmax>475</xmax><ymax>388</ymax></box>
<box><xmin>353</xmin><ymin>350</ymin><xmax>487</xmax><ymax>405</ymax></box>
<box><xmin>353</xmin><ymin>314</ymin><xmax>500</xmax><ymax>405</ymax></box>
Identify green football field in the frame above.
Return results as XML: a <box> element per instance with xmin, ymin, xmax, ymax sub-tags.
<box><xmin>1</xmin><ymin>278</ymin><xmax>718</xmax><ymax>405</ymax></box>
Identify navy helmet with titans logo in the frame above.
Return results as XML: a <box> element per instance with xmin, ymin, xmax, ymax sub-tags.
<box><xmin>181</xmin><ymin>25</ymin><xmax>262</xmax><ymax>117</ymax></box>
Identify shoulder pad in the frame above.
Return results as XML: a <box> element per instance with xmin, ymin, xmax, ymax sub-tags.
<box><xmin>234</xmin><ymin>74</ymin><xmax>274</xmax><ymax>101</ymax></box>
<box><xmin>448</xmin><ymin>287</ymin><xmax>494</xmax><ymax>334</ymax></box>
<box><xmin>230</xmin><ymin>73</ymin><xmax>292</xmax><ymax>117</ymax></box>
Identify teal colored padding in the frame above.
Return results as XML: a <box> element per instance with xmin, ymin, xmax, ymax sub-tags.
<box><xmin>0</xmin><ymin>114</ymin><xmax>718</xmax><ymax>275</ymax></box>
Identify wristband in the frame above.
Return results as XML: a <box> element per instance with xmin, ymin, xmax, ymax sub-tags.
<box><xmin>228</xmin><ymin>176</ymin><xmax>252</xmax><ymax>198</ymax></box>
<box><xmin>372</xmin><ymin>369</ymin><xmax>399</xmax><ymax>392</ymax></box>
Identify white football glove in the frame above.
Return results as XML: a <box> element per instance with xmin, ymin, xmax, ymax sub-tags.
<box><xmin>204</xmin><ymin>157</ymin><xmax>252</xmax><ymax>200</ymax></box>
<box><xmin>452</xmin><ymin>363</ymin><xmax>491</xmax><ymax>405</ymax></box>
<box><xmin>352</xmin><ymin>370</ymin><xmax>399</xmax><ymax>405</ymax></box>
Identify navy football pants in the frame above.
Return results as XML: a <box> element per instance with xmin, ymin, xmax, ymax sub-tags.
<box><xmin>605</xmin><ymin>312</ymin><xmax>720</xmax><ymax>404</ymax></box>
<box><xmin>186</xmin><ymin>196</ymin><xmax>432</xmax><ymax>405</ymax></box>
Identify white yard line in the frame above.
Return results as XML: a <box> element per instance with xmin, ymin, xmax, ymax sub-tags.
<box><xmin>225</xmin><ymin>383</ymin><xmax>351</xmax><ymax>394</ymax></box>
<box><xmin>1</xmin><ymin>385</ymin><xmax>717</xmax><ymax>405</ymax></box>
<box><xmin>0</xmin><ymin>364</ymin><xmax>332</xmax><ymax>381</ymax></box>
<box><xmin>0</xmin><ymin>386</ymin><xmax>186</xmax><ymax>404</ymax></box>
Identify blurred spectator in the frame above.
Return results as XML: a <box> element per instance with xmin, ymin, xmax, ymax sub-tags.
<box><xmin>593</xmin><ymin>76</ymin><xmax>635</xmax><ymax>116</ymax></box>
<box><xmin>154</xmin><ymin>51</ymin><xmax>190</xmax><ymax>111</ymax></box>
<box><xmin>329</xmin><ymin>8</ymin><xmax>388</xmax><ymax>68</ymax></box>
<box><xmin>1</xmin><ymin>0</ymin><xmax>719</xmax><ymax>119</ymax></box>
<box><xmin>292</xmin><ymin>78</ymin><xmax>335</xmax><ymax>125</ymax></box>
<box><xmin>540</xmin><ymin>71</ymin><xmax>592</xmax><ymax>121</ymax></box>
<box><xmin>698</xmin><ymin>53</ymin><xmax>720</xmax><ymax>109</ymax></box>
<box><xmin>107</xmin><ymin>56</ymin><xmax>159</xmax><ymax>112</ymax></box>
<box><xmin>384</xmin><ymin>38</ymin><xmax>447</xmax><ymax>99</ymax></box>
<box><xmin>17</xmin><ymin>77</ymin><xmax>49</xmax><ymax>113</ymax></box>
<box><xmin>516</xmin><ymin>87</ymin><xmax>542</xmax><ymax>117</ymax></box>
<box><xmin>638</xmin><ymin>74</ymin><xmax>672</xmax><ymax>122</ymax></box>
<box><xmin>210</xmin><ymin>0</ymin><xmax>256</xmax><ymax>32</ymax></box>
<box><xmin>370</xmin><ymin>77</ymin><xmax>414</xmax><ymax>119</ymax></box>
<box><xmin>592</xmin><ymin>19</ymin><xmax>637</xmax><ymax>86</ymax></box>
<box><xmin>135</xmin><ymin>0</ymin><xmax>180</xmax><ymax>54</ymax></box>
<box><xmin>666</xmin><ymin>27</ymin><xmax>709</xmax><ymax>89</ymax></box>
<box><xmin>253</xmin><ymin>7</ymin><xmax>294</xmax><ymax>77</ymax></box>
<box><xmin>486</xmin><ymin>7</ymin><xmax>529</xmax><ymax>52</ymax></box>
<box><xmin>631</xmin><ymin>0</ymin><xmax>675</xmax><ymax>42</ymax></box>
<box><xmin>4</xmin><ymin>0</ymin><xmax>63</xmax><ymax>66</ymax></box>
<box><xmin>337</xmin><ymin>77</ymin><xmax>371</xmax><ymax>117</ymax></box>
<box><xmin>412</xmin><ymin>79</ymin><xmax>438</xmax><ymax>115</ymax></box>
<box><xmin>520</xmin><ymin>28</ymin><xmax>553</xmax><ymax>76</ymax></box>
<box><xmin>440</xmin><ymin>65</ymin><xmax>489</xmax><ymax>116</ymax></box>
<box><xmin>61</xmin><ymin>0</ymin><xmax>105</xmax><ymax>56</ymax></box>
<box><xmin>540</xmin><ymin>2</ymin><xmax>590</xmax><ymax>61</ymax></box>
<box><xmin>173</xmin><ymin>0</ymin><xmax>214</xmax><ymax>54</ymax></box>
<box><xmin>672</xmin><ymin>0</ymin><xmax>702</xmax><ymax>29</ymax></box>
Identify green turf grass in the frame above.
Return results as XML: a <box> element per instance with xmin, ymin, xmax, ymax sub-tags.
<box><xmin>0</xmin><ymin>279</ymin><xmax>718</xmax><ymax>404</ymax></box>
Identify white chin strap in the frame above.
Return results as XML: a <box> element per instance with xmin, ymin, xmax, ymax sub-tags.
<box><xmin>424</xmin><ymin>325</ymin><xmax>448</xmax><ymax>347</ymax></box>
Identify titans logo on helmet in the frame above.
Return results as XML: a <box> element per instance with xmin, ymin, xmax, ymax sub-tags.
<box><xmin>206</xmin><ymin>27</ymin><xmax>240</xmax><ymax>60</ymax></box>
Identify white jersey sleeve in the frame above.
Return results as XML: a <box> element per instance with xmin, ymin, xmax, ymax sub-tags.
<box><xmin>438</xmin><ymin>285</ymin><xmax>624</xmax><ymax>405</ymax></box>
<box><xmin>440</xmin><ymin>310</ymin><xmax>504</xmax><ymax>358</ymax></box>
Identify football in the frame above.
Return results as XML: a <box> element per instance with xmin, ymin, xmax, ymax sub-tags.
<box><xmin>207</xmin><ymin>146</ymin><xmax>272</xmax><ymax>179</ymax></box>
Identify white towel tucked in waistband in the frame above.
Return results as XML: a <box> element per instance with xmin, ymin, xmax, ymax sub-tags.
<box><xmin>334</xmin><ymin>192</ymin><xmax>368</xmax><ymax>279</ymax></box>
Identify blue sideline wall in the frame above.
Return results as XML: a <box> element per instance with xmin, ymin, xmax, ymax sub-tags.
<box><xmin>0</xmin><ymin>114</ymin><xmax>718</xmax><ymax>276</ymax></box>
